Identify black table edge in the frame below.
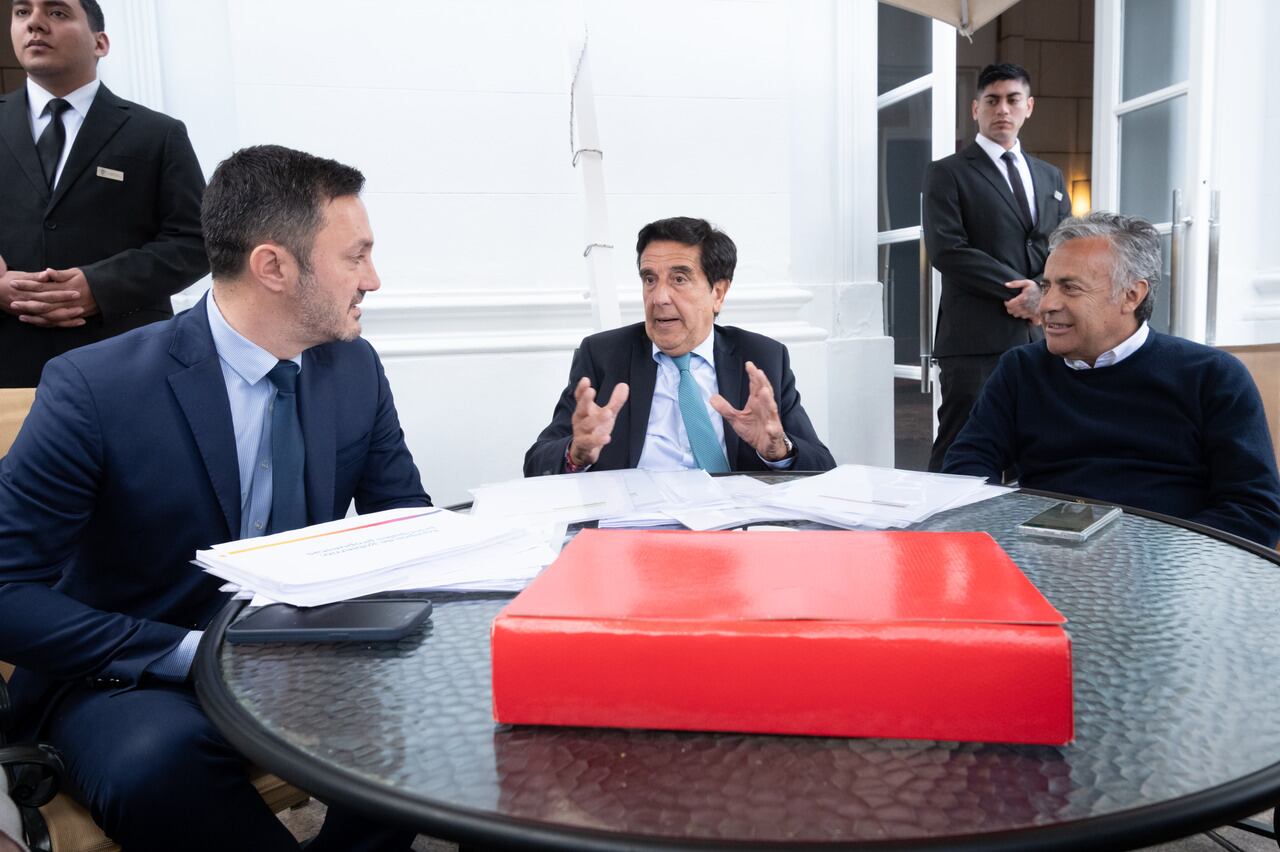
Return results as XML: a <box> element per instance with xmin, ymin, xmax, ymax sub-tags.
<box><xmin>194</xmin><ymin>491</ymin><xmax>1280</xmax><ymax>851</ymax></box>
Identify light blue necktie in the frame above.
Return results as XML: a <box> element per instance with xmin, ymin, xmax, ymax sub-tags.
<box><xmin>266</xmin><ymin>361</ymin><xmax>307</xmax><ymax>534</ymax></box>
<box><xmin>672</xmin><ymin>353</ymin><xmax>730</xmax><ymax>473</ymax></box>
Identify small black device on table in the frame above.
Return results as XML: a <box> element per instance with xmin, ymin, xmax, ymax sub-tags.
<box><xmin>225</xmin><ymin>598</ymin><xmax>433</xmax><ymax>644</ymax></box>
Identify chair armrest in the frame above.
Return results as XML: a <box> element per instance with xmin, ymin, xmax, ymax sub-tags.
<box><xmin>0</xmin><ymin>744</ymin><xmax>63</xmax><ymax>808</ymax></box>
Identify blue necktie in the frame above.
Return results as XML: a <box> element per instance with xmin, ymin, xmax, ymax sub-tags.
<box><xmin>672</xmin><ymin>353</ymin><xmax>730</xmax><ymax>473</ymax></box>
<box><xmin>266</xmin><ymin>361</ymin><xmax>307</xmax><ymax>534</ymax></box>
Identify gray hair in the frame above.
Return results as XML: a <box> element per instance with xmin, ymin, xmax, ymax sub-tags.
<box><xmin>1048</xmin><ymin>212</ymin><xmax>1160</xmax><ymax>323</ymax></box>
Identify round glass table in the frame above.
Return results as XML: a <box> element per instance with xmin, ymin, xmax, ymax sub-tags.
<box><xmin>195</xmin><ymin>490</ymin><xmax>1280</xmax><ymax>850</ymax></box>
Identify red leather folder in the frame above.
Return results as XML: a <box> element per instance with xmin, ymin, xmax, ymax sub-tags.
<box><xmin>491</xmin><ymin>529</ymin><xmax>1072</xmax><ymax>744</ymax></box>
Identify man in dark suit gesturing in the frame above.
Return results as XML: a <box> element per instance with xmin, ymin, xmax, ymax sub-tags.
<box><xmin>924</xmin><ymin>63</ymin><xmax>1072</xmax><ymax>471</ymax></box>
<box><xmin>526</xmin><ymin>217</ymin><xmax>835</xmax><ymax>476</ymax></box>
<box><xmin>0</xmin><ymin>0</ymin><xmax>208</xmax><ymax>387</ymax></box>
<box><xmin>0</xmin><ymin>145</ymin><xmax>428</xmax><ymax>850</ymax></box>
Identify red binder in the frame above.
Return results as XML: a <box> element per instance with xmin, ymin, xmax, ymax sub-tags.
<box><xmin>491</xmin><ymin>529</ymin><xmax>1072</xmax><ymax>744</ymax></box>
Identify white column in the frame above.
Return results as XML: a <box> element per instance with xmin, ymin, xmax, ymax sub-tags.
<box><xmin>826</xmin><ymin>0</ymin><xmax>894</xmax><ymax>467</ymax></box>
<box><xmin>97</xmin><ymin>0</ymin><xmax>164</xmax><ymax>110</ymax></box>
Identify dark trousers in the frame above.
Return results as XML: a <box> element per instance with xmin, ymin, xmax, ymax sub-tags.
<box><xmin>928</xmin><ymin>354</ymin><xmax>1001</xmax><ymax>472</ymax></box>
<box><xmin>45</xmin><ymin>683</ymin><xmax>416</xmax><ymax>852</ymax></box>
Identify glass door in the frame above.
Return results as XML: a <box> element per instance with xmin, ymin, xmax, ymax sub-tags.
<box><xmin>876</xmin><ymin>3</ymin><xmax>955</xmax><ymax>469</ymax></box>
<box><xmin>1093</xmin><ymin>0</ymin><xmax>1214</xmax><ymax>339</ymax></box>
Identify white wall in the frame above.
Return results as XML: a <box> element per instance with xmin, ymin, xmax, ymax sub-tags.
<box><xmin>99</xmin><ymin>0</ymin><xmax>893</xmax><ymax>505</ymax></box>
<box><xmin>1211</xmin><ymin>0</ymin><xmax>1280</xmax><ymax>344</ymax></box>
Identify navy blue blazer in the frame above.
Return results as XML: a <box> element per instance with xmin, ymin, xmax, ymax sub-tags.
<box><xmin>524</xmin><ymin>322</ymin><xmax>836</xmax><ymax>475</ymax></box>
<box><xmin>0</xmin><ymin>294</ymin><xmax>429</xmax><ymax>726</ymax></box>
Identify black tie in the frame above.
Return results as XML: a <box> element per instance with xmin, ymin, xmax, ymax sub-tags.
<box><xmin>266</xmin><ymin>361</ymin><xmax>307</xmax><ymax>535</ymax></box>
<box><xmin>36</xmin><ymin>98</ymin><xmax>72</xmax><ymax>191</ymax></box>
<box><xmin>1001</xmin><ymin>150</ymin><xmax>1033</xmax><ymax>230</ymax></box>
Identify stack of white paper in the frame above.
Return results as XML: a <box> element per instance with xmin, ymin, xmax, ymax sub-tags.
<box><xmin>466</xmin><ymin>466</ymin><xmax>1009</xmax><ymax>535</ymax></box>
<box><xmin>646</xmin><ymin>472</ymin><xmax>789</xmax><ymax>530</ymax></box>
<box><xmin>470</xmin><ymin>472</ymin><xmax>635</xmax><ymax>525</ymax></box>
<box><xmin>197</xmin><ymin>507</ymin><xmax>555</xmax><ymax>607</ymax></box>
<box><xmin>597</xmin><ymin>469</ymin><xmax>725</xmax><ymax>528</ymax></box>
<box><xmin>201</xmin><ymin>469</ymin><xmax>1011</xmax><ymax>607</ymax></box>
<box><xmin>756</xmin><ymin>465</ymin><xmax>1009</xmax><ymax>529</ymax></box>
<box><xmin>596</xmin><ymin>511</ymin><xmax>683</xmax><ymax>529</ymax></box>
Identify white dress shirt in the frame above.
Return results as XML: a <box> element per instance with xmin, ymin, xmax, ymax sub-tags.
<box><xmin>637</xmin><ymin>334</ymin><xmax>726</xmax><ymax>471</ymax></box>
<box><xmin>975</xmin><ymin>133</ymin><xmax>1037</xmax><ymax>226</ymax></box>
<box><xmin>1063</xmin><ymin>322</ymin><xmax>1150</xmax><ymax>371</ymax></box>
<box><xmin>26</xmin><ymin>76</ymin><xmax>99</xmax><ymax>189</ymax></box>
<box><xmin>636</xmin><ymin>331</ymin><xmax>793</xmax><ymax>471</ymax></box>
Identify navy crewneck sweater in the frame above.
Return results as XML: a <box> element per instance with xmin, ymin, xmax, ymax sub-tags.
<box><xmin>944</xmin><ymin>332</ymin><xmax>1280</xmax><ymax>546</ymax></box>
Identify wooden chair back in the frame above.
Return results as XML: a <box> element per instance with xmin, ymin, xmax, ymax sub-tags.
<box><xmin>1221</xmin><ymin>344</ymin><xmax>1280</xmax><ymax>459</ymax></box>
<box><xmin>0</xmin><ymin>388</ymin><xmax>36</xmax><ymax>457</ymax></box>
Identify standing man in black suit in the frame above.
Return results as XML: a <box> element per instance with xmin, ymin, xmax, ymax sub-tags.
<box><xmin>525</xmin><ymin>217</ymin><xmax>835</xmax><ymax>475</ymax></box>
<box><xmin>924</xmin><ymin>63</ymin><xmax>1072</xmax><ymax>471</ymax></box>
<box><xmin>0</xmin><ymin>0</ymin><xmax>208</xmax><ymax>387</ymax></box>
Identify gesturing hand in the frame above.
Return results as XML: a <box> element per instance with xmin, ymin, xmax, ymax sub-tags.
<box><xmin>710</xmin><ymin>361</ymin><xmax>790</xmax><ymax>462</ymax></box>
<box><xmin>568</xmin><ymin>377</ymin><xmax>630</xmax><ymax>467</ymax></box>
<box><xmin>1004</xmin><ymin>278</ymin><xmax>1042</xmax><ymax>326</ymax></box>
<box><xmin>11</xmin><ymin>267</ymin><xmax>99</xmax><ymax>328</ymax></box>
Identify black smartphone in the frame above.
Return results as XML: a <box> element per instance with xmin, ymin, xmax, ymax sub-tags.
<box><xmin>1017</xmin><ymin>501</ymin><xmax>1122</xmax><ymax>542</ymax></box>
<box><xmin>226</xmin><ymin>598</ymin><xmax>433</xmax><ymax>644</ymax></box>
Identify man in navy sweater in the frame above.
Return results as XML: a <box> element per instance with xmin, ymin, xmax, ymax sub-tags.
<box><xmin>944</xmin><ymin>212</ymin><xmax>1280</xmax><ymax>547</ymax></box>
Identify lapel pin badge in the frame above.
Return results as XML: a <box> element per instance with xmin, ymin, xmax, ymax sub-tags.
<box><xmin>96</xmin><ymin>166</ymin><xmax>125</xmax><ymax>182</ymax></box>
<box><xmin>1053</xmin><ymin>190</ymin><xmax>1063</xmax><ymax>201</ymax></box>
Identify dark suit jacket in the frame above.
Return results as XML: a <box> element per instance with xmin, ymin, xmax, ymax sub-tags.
<box><xmin>524</xmin><ymin>323</ymin><xmax>836</xmax><ymax>475</ymax></box>
<box><xmin>923</xmin><ymin>141</ymin><xmax>1072</xmax><ymax>357</ymax></box>
<box><xmin>0</xmin><ymin>84</ymin><xmax>209</xmax><ymax>387</ymax></box>
<box><xmin>0</xmin><ymin>294</ymin><xmax>429</xmax><ymax>729</ymax></box>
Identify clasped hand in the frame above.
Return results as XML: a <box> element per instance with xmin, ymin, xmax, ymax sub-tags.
<box><xmin>1004</xmin><ymin>278</ymin><xmax>1042</xmax><ymax>325</ymax></box>
<box><xmin>0</xmin><ymin>257</ymin><xmax>98</xmax><ymax>328</ymax></box>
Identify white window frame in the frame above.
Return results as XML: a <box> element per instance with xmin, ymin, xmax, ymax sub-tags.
<box><xmin>875</xmin><ymin>18</ymin><xmax>956</xmax><ymax>381</ymax></box>
<box><xmin>1092</xmin><ymin>0</ymin><xmax>1218</xmax><ymax>342</ymax></box>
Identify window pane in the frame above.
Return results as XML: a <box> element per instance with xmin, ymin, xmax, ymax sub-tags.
<box><xmin>895</xmin><ymin>377</ymin><xmax>932</xmax><ymax>471</ymax></box>
<box><xmin>878</xmin><ymin>90</ymin><xmax>931</xmax><ymax>232</ymax></box>
<box><xmin>879</xmin><ymin>241</ymin><xmax>922</xmax><ymax>366</ymax></box>
<box><xmin>1149</xmin><ymin>233</ymin><xmax>1172</xmax><ymax>334</ymax></box>
<box><xmin>1122</xmin><ymin>0</ymin><xmax>1189</xmax><ymax>100</ymax></box>
<box><xmin>1118</xmin><ymin>96</ymin><xmax>1186</xmax><ymax>224</ymax></box>
<box><xmin>878</xmin><ymin>3</ymin><xmax>931</xmax><ymax>95</ymax></box>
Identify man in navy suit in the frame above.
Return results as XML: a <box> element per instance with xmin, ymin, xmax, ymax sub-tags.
<box><xmin>525</xmin><ymin>217</ymin><xmax>835</xmax><ymax>476</ymax></box>
<box><xmin>0</xmin><ymin>145</ymin><xmax>428</xmax><ymax>850</ymax></box>
<box><xmin>1</xmin><ymin>0</ymin><xmax>208</xmax><ymax>387</ymax></box>
<box><xmin>923</xmin><ymin>63</ymin><xmax>1073</xmax><ymax>471</ymax></box>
